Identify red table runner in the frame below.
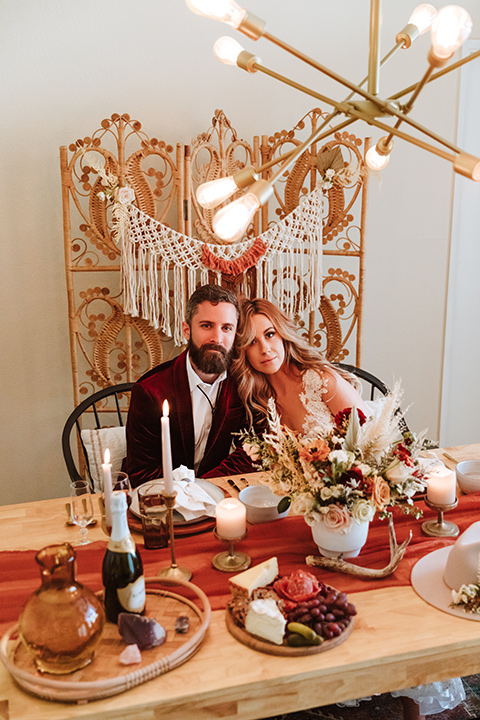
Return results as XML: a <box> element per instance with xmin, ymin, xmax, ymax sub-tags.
<box><xmin>2</xmin><ymin>494</ymin><xmax>479</xmax><ymax>634</ymax></box>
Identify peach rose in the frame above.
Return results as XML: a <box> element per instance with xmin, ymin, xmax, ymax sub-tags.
<box><xmin>323</xmin><ymin>504</ymin><xmax>351</xmax><ymax>533</ymax></box>
<box><xmin>371</xmin><ymin>475</ymin><xmax>391</xmax><ymax>512</ymax></box>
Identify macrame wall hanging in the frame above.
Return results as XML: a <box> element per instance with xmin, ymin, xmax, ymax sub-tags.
<box><xmin>115</xmin><ymin>189</ymin><xmax>323</xmax><ymax>345</ymax></box>
<box><xmin>60</xmin><ymin>110</ymin><xmax>368</xmax><ymax>409</ymax></box>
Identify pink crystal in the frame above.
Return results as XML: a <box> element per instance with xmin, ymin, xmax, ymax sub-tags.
<box><xmin>119</xmin><ymin>644</ymin><xmax>142</xmax><ymax>665</ymax></box>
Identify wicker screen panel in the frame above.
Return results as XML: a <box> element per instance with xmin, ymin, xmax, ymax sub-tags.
<box><xmin>60</xmin><ymin>110</ymin><xmax>368</xmax><ymax>411</ymax></box>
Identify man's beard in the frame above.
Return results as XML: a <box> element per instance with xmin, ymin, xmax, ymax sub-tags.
<box><xmin>188</xmin><ymin>339</ymin><xmax>233</xmax><ymax>375</ymax></box>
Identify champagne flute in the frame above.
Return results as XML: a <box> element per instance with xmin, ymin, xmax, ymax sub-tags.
<box><xmin>70</xmin><ymin>481</ymin><xmax>94</xmax><ymax>545</ymax></box>
<box><xmin>113</xmin><ymin>472</ymin><xmax>132</xmax><ymax>508</ymax></box>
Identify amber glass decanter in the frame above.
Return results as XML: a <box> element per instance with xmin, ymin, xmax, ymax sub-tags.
<box><xmin>19</xmin><ymin>543</ymin><xmax>105</xmax><ymax>674</ymax></box>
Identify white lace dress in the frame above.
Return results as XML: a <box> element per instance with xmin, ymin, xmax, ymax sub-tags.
<box><xmin>299</xmin><ymin>372</ymin><xmax>466</xmax><ymax>715</ymax></box>
<box><xmin>299</xmin><ymin>369</ymin><xmax>335</xmax><ymax>436</ymax></box>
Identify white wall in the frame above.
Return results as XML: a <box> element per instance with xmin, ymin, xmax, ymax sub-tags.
<box><xmin>1</xmin><ymin>0</ymin><xmax>479</xmax><ymax>504</ymax></box>
<box><xmin>441</xmin><ymin>39</ymin><xmax>480</xmax><ymax>446</ymax></box>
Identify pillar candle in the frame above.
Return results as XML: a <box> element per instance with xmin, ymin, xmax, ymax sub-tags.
<box><xmin>215</xmin><ymin>498</ymin><xmax>246</xmax><ymax>539</ymax></box>
<box><xmin>102</xmin><ymin>448</ymin><xmax>113</xmax><ymax>529</ymax></box>
<box><xmin>161</xmin><ymin>400</ymin><xmax>174</xmax><ymax>494</ymax></box>
<box><xmin>426</xmin><ymin>466</ymin><xmax>457</xmax><ymax>505</ymax></box>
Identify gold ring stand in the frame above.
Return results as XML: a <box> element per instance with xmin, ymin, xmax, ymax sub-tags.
<box><xmin>212</xmin><ymin>529</ymin><xmax>251</xmax><ymax>572</ymax></box>
<box><xmin>157</xmin><ymin>490</ymin><xmax>193</xmax><ymax>581</ymax></box>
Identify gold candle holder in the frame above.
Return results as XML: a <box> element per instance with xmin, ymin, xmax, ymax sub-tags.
<box><xmin>157</xmin><ymin>490</ymin><xmax>193</xmax><ymax>581</ymax></box>
<box><xmin>421</xmin><ymin>496</ymin><xmax>459</xmax><ymax>537</ymax></box>
<box><xmin>212</xmin><ymin>529</ymin><xmax>251</xmax><ymax>572</ymax></box>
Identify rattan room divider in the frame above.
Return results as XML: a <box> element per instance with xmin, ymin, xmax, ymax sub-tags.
<box><xmin>60</xmin><ymin>109</ymin><xmax>369</xmax><ymax>412</ymax></box>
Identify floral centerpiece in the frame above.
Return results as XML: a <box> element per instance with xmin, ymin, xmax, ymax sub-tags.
<box><xmin>240</xmin><ymin>385</ymin><xmax>428</xmax><ymax>537</ymax></box>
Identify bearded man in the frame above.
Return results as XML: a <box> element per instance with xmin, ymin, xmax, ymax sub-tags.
<box><xmin>124</xmin><ymin>284</ymin><xmax>255</xmax><ymax>487</ymax></box>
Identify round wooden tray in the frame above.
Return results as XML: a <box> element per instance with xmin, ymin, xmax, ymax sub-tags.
<box><xmin>0</xmin><ymin>577</ymin><xmax>210</xmax><ymax>702</ymax></box>
<box><xmin>225</xmin><ymin>607</ymin><xmax>354</xmax><ymax>656</ymax></box>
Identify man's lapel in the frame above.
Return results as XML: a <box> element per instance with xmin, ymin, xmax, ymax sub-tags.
<box><xmin>173</xmin><ymin>352</ymin><xmax>195</xmax><ymax>469</ymax></box>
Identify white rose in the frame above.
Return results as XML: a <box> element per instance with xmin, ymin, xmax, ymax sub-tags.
<box><xmin>329</xmin><ymin>450</ymin><xmax>349</xmax><ymax>465</ymax></box>
<box><xmin>320</xmin><ymin>487</ymin><xmax>334</xmax><ymax>501</ymax></box>
<box><xmin>116</xmin><ymin>186</ymin><xmax>135</xmax><ymax>205</ymax></box>
<box><xmin>291</xmin><ymin>493</ymin><xmax>315</xmax><ymax>516</ymax></box>
<box><xmin>303</xmin><ymin>510</ymin><xmax>323</xmax><ymax>527</ymax></box>
<box><xmin>351</xmin><ymin>499</ymin><xmax>375</xmax><ymax>523</ymax></box>
<box><xmin>332</xmin><ymin>485</ymin><xmax>344</xmax><ymax>498</ymax></box>
<box><xmin>357</xmin><ymin>463</ymin><xmax>371</xmax><ymax>476</ymax></box>
<box><xmin>325</xmin><ymin>168</ymin><xmax>335</xmax><ymax>178</ymax></box>
<box><xmin>243</xmin><ymin>442</ymin><xmax>261</xmax><ymax>462</ymax></box>
<box><xmin>385</xmin><ymin>461</ymin><xmax>411</xmax><ymax>482</ymax></box>
<box><xmin>97</xmin><ymin>191</ymin><xmax>106</xmax><ymax>201</ymax></box>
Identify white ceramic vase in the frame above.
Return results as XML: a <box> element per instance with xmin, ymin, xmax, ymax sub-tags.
<box><xmin>311</xmin><ymin>518</ymin><xmax>370</xmax><ymax>559</ymax></box>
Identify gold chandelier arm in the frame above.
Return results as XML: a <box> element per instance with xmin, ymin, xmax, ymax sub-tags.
<box><xmin>250</xmin><ymin>58</ymin><xmax>462</xmax><ymax>155</ymax></box>
<box><xmin>382</xmin><ymin>64</ymin><xmax>435</xmax><ymax>148</ymax></box>
<box><xmin>347</xmin><ymin>105</ymin><xmax>455</xmax><ymax>162</ymax></box>
<box><xmin>261</xmin><ymin>29</ymin><xmax>393</xmax><ymax>115</ymax></box>
<box><xmin>390</xmin><ymin>47</ymin><xmax>480</xmax><ymax>101</ymax></box>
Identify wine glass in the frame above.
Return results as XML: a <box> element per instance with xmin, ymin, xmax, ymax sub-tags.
<box><xmin>70</xmin><ymin>481</ymin><xmax>94</xmax><ymax>545</ymax></box>
<box><xmin>112</xmin><ymin>472</ymin><xmax>132</xmax><ymax>508</ymax></box>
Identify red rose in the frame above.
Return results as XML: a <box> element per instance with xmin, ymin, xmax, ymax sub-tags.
<box><xmin>335</xmin><ymin>407</ymin><xmax>367</xmax><ymax>430</ymax></box>
<box><xmin>273</xmin><ymin>569</ymin><xmax>321</xmax><ymax>602</ymax></box>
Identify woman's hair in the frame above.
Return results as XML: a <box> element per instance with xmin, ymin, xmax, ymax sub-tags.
<box><xmin>231</xmin><ymin>297</ymin><xmax>360</xmax><ymax>425</ymax></box>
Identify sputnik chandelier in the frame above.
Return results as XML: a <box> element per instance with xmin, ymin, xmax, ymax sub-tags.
<box><xmin>186</xmin><ymin>0</ymin><xmax>480</xmax><ymax>242</ymax></box>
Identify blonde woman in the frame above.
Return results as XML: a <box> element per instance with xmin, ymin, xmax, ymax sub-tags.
<box><xmin>232</xmin><ymin>298</ymin><xmax>368</xmax><ymax>431</ymax></box>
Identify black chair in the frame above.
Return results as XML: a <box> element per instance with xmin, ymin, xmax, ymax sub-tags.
<box><xmin>334</xmin><ymin>363</ymin><xmax>410</xmax><ymax>434</ymax></box>
<box><xmin>62</xmin><ymin>383</ymin><xmax>134</xmax><ymax>487</ymax></box>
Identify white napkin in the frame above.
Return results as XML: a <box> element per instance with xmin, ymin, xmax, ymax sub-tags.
<box><xmin>172</xmin><ymin>480</ymin><xmax>216</xmax><ymax>521</ymax></box>
<box><xmin>172</xmin><ymin>465</ymin><xmax>195</xmax><ymax>483</ymax></box>
<box><xmin>171</xmin><ymin>466</ymin><xmax>216</xmax><ymax>521</ymax></box>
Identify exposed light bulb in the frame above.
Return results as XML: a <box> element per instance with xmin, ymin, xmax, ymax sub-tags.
<box><xmin>197</xmin><ymin>176</ymin><xmax>240</xmax><ymax>209</ymax></box>
<box><xmin>185</xmin><ymin>0</ymin><xmax>246</xmax><ymax>28</ymax></box>
<box><xmin>212</xmin><ymin>179</ymin><xmax>273</xmax><ymax>241</ymax></box>
<box><xmin>213</xmin><ymin>36</ymin><xmax>245</xmax><ymax>66</ymax></box>
<box><xmin>197</xmin><ymin>166</ymin><xmax>258</xmax><ymax>209</ymax></box>
<box><xmin>430</xmin><ymin>5</ymin><xmax>472</xmax><ymax>62</ymax></box>
<box><xmin>212</xmin><ymin>193</ymin><xmax>260</xmax><ymax>241</ymax></box>
<box><xmin>365</xmin><ymin>144</ymin><xmax>391</xmax><ymax>171</ymax></box>
<box><xmin>408</xmin><ymin>4</ymin><xmax>437</xmax><ymax>34</ymax></box>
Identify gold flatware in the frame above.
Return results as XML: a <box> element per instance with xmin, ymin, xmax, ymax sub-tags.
<box><xmin>227</xmin><ymin>478</ymin><xmax>241</xmax><ymax>493</ymax></box>
<box><xmin>443</xmin><ymin>452</ymin><xmax>458</xmax><ymax>464</ymax></box>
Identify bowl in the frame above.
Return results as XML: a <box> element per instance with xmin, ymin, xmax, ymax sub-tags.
<box><xmin>238</xmin><ymin>485</ymin><xmax>290</xmax><ymax>524</ymax></box>
<box><xmin>456</xmin><ymin>460</ymin><xmax>480</xmax><ymax>494</ymax></box>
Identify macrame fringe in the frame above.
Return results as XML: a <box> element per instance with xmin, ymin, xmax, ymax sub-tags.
<box><xmin>115</xmin><ymin>188</ymin><xmax>324</xmax><ymax>345</ymax></box>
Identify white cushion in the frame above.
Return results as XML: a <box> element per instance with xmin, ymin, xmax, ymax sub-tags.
<box><xmin>80</xmin><ymin>426</ymin><xmax>126</xmax><ymax>492</ymax></box>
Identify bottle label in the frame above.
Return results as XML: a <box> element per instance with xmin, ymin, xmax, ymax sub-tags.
<box><xmin>117</xmin><ymin>575</ymin><xmax>146</xmax><ymax>613</ymax></box>
<box><xmin>107</xmin><ymin>536</ymin><xmax>136</xmax><ymax>554</ymax></box>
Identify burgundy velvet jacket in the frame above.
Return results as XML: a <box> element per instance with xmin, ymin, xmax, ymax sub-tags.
<box><xmin>124</xmin><ymin>351</ymin><xmax>255</xmax><ymax>488</ymax></box>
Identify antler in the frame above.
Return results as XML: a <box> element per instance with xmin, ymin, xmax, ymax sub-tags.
<box><xmin>305</xmin><ymin>516</ymin><xmax>411</xmax><ymax>579</ymax></box>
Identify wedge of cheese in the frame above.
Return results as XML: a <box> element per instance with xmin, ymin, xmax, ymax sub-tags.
<box><xmin>229</xmin><ymin>557</ymin><xmax>279</xmax><ymax>597</ymax></box>
<box><xmin>245</xmin><ymin>598</ymin><xmax>286</xmax><ymax>645</ymax></box>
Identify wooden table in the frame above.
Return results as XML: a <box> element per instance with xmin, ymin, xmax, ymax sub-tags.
<box><xmin>1</xmin><ymin>444</ymin><xmax>479</xmax><ymax>720</ymax></box>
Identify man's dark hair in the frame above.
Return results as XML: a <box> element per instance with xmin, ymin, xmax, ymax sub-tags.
<box><xmin>185</xmin><ymin>284</ymin><xmax>239</xmax><ymax>325</ymax></box>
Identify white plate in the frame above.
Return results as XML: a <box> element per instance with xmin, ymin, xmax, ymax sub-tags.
<box><xmin>130</xmin><ymin>479</ymin><xmax>224</xmax><ymax>525</ymax></box>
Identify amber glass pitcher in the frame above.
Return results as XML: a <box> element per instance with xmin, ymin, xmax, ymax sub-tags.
<box><xmin>19</xmin><ymin>543</ymin><xmax>105</xmax><ymax>674</ymax></box>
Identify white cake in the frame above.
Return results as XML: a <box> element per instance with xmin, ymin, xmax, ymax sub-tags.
<box><xmin>443</xmin><ymin>521</ymin><xmax>480</xmax><ymax>589</ymax></box>
<box><xmin>229</xmin><ymin>557</ymin><xmax>279</xmax><ymax>597</ymax></box>
<box><xmin>245</xmin><ymin>598</ymin><xmax>286</xmax><ymax>645</ymax></box>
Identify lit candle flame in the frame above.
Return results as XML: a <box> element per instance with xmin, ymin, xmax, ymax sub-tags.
<box><xmin>162</xmin><ymin>400</ymin><xmax>169</xmax><ymax>417</ymax></box>
<box><xmin>104</xmin><ymin>448</ymin><xmax>110</xmax><ymax>465</ymax></box>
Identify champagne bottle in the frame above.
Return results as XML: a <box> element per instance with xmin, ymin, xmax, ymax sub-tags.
<box><xmin>102</xmin><ymin>491</ymin><xmax>146</xmax><ymax>623</ymax></box>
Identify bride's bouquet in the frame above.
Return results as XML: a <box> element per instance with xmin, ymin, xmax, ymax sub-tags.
<box><xmin>240</xmin><ymin>384</ymin><xmax>428</xmax><ymax>532</ymax></box>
